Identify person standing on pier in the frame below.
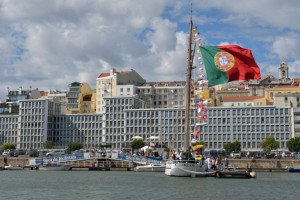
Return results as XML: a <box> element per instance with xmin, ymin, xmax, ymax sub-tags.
<box><xmin>3</xmin><ymin>156</ymin><xmax>8</xmax><ymax>166</ymax></box>
<box><xmin>224</xmin><ymin>156</ymin><xmax>229</xmax><ymax>170</ymax></box>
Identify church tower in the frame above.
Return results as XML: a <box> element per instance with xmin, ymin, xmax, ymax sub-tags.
<box><xmin>278</xmin><ymin>57</ymin><xmax>289</xmax><ymax>81</ymax></box>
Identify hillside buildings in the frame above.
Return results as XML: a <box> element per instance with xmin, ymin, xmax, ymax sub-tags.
<box><xmin>0</xmin><ymin>61</ymin><xmax>300</xmax><ymax>152</ymax></box>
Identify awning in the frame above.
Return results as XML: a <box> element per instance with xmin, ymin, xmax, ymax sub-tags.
<box><xmin>132</xmin><ymin>136</ymin><xmax>143</xmax><ymax>139</ymax></box>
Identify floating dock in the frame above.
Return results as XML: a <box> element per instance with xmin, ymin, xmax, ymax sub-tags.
<box><xmin>215</xmin><ymin>170</ymin><xmax>256</xmax><ymax>179</ymax></box>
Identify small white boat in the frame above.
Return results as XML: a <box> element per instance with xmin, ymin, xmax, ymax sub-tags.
<box><xmin>39</xmin><ymin>163</ymin><xmax>71</xmax><ymax>171</ymax></box>
<box><xmin>4</xmin><ymin>165</ymin><xmax>24</xmax><ymax>170</ymax></box>
<box><xmin>165</xmin><ymin>160</ymin><xmax>215</xmax><ymax>177</ymax></box>
<box><xmin>134</xmin><ymin>163</ymin><xmax>165</xmax><ymax>172</ymax></box>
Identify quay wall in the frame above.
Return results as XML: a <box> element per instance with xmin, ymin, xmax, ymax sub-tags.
<box><xmin>229</xmin><ymin>158</ymin><xmax>300</xmax><ymax>170</ymax></box>
<box><xmin>1</xmin><ymin>157</ymin><xmax>300</xmax><ymax>171</ymax></box>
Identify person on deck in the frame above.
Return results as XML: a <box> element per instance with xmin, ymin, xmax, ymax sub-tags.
<box><xmin>224</xmin><ymin>156</ymin><xmax>229</xmax><ymax>170</ymax></box>
<box><xmin>211</xmin><ymin>157</ymin><xmax>216</xmax><ymax>170</ymax></box>
<box><xmin>206</xmin><ymin>157</ymin><xmax>212</xmax><ymax>169</ymax></box>
<box><xmin>216</xmin><ymin>156</ymin><xmax>222</xmax><ymax>170</ymax></box>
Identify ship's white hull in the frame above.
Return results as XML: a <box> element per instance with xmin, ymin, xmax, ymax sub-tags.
<box><xmin>134</xmin><ymin>163</ymin><xmax>165</xmax><ymax>172</ymax></box>
<box><xmin>165</xmin><ymin>160</ymin><xmax>215</xmax><ymax>177</ymax></box>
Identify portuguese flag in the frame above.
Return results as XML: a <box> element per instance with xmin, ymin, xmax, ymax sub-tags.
<box><xmin>200</xmin><ymin>45</ymin><xmax>261</xmax><ymax>87</ymax></box>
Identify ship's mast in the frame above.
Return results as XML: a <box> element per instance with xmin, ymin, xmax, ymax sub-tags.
<box><xmin>184</xmin><ymin>6</ymin><xmax>193</xmax><ymax>153</ymax></box>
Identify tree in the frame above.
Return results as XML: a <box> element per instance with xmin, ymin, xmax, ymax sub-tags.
<box><xmin>2</xmin><ymin>142</ymin><xmax>16</xmax><ymax>150</ymax></box>
<box><xmin>287</xmin><ymin>138</ymin><xmax>300</xmax><ymax>152</ymax></box>
<box><xmin>261</xmin><ymin>136</ymin><xmax>279</xmax><ymax>152</ymax></box>
<box><xmin>223</xmin><ymin>141</ymin><xmax>241</xmax><ymax>154</ymax></box>
<box><xmin>130</xmin><ymin>139</ymin><xmax>145</xmax><ymax>153</ymax></box>
<box><xmin>43</xmin><ymin>140</ymin><xmax>54</xmax><ymax>149</ymax></box>
<box><xmin>68</xmin><ymin>142</ymin><xmax>83</xmax><ymax>151</ymax></box>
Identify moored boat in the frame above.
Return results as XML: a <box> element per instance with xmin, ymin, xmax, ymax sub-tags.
<box><xmin>134</xmin><ymin>163</ymin><xmax>165</xmax><ymax>172</ymax></box>
<box><xmin>287</xmin><ymin>166</ymin><xmax>300</xmax><ymax>172</ymax></box>
<box><xmin>4</xmin><ymin>165</ymin><xmax>24</xmax><ymax>170</ymax></box>
<box><xmin>165</xmin><ymin>160</ymin><xmax>215</xmax><ymax>177</ymax></box>
<box><xmin>215</xmin><ymin>170</ymin><xmax>256</xmax><ymax>179</ymax></box>
<box><xmin>165</xmin><ymin>7</ymin><xmax>214</xmax><ymax>178</ymax></box>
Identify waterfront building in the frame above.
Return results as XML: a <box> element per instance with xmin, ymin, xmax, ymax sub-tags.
<box><xmin>0</xmin><ymin>95</ymin><xmax>296</xmax><ymax>152</ymax></box>
<box><xmin>248</xmin><ymin>59</ymin><xmax>292</xmax><ymax>96</ymax></box>
<box><xmin>66</xmin><ymin>82</ymin><xmax>94</xmax><ymax>114</ymax></box>
<box><xmin>1</xmin><ymin>60</ymin><xmax>300</xmax><ymax>151</ymax></box>
<box><xmin>122</xmin><ymin>105</ymin><xmax>292</xmax><ymax>152</ymax></box>
<box><xmin>6</xmin><ymin>86</ymin><xmax>41</xmax><ymax>103</ymax></box>
<box><xmin>96</xmin><ymin>68</ymin><xmax>145</xmax><ymax>114</ymax></box>
<box><xmin>17</xmin><ymin>99</ymin><xmax>62</xmax><ymax>149</ymax></box>
<box><xmin>136</xmin><ymin>81</ymin><xmax>186</xmax><ymax>109</ymax></box>
<box><xmin>0</xmin><ymin>115</ymin><xmax>18</xmax><ymax>146</ymax></box>
<box><xmin>0</xmin><ymin>102</ymin><xmax>19</xmax><ymax>114</ymax></box>
<box><xmin>40</xmin><ymin>89</ymin><xmax>68</xmax><ymax>114</ymax></box>
<box><xmin>215</xmin><ymin>81</ymin><xmax>250</xmax><ymax>107</ymax></box>
<box><xmin>48</xmin><ymin>114</ymin><xmax>103</xmax><ymax>149</ymax></box>
<box><xmin>275</xmin><ymin>92</ymin><xmax>300</xmax><ymax>138</ymax></box>
<box><xmin>200</xmin><ymin>106</ymin><xmax>291</xmax><ymax>152</ymax></box>
<box><xmin>265</xmin><ymin>86</ymin><xmax>300</xmax><ymax>105</ymax></box>
<box><xmin>103</xmin><ymin>96</ymin><xmax>146</xmax><ymax>149</ymax></box>
<box><xmin>222</xmin><ymin>96</ymin><xmax>266</xmax><ymax>107</ymax></box>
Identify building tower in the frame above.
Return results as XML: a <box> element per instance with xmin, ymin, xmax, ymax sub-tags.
<box><xmin>278</xmin><ymin>57</ymin><xmax>289</xmax><ymax>81</ymax></box>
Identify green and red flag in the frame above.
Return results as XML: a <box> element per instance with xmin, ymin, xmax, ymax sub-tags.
<box><xmin>200</xmin><ymin>45</ymin><xmax>261</xmax><ymax>87</ymax></box>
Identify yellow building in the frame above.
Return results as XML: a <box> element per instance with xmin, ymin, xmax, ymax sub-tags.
<box><xmin>265</xmin><ymin>86</ymin><xmax>300</xmax><ymax>105</ymax></box>
<box><xmin>222</xmin><ymin>96</ymin><xmax>266</xmax><ymax>107</ymax></box>
<box><xmin>66</xmin><ymin>82</ymin><xmax>94</xmax><ymax>114</ymax></box>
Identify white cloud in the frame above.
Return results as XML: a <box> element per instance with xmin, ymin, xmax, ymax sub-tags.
<box><xmin>271</xmin><ymin>33</ymin><xmax>300</xmax><ymax>60</ymax></box>
<box><xmin>0</xmin><ymin>0</ymin><xmax>300</xmax><ymax>100</ymax></box>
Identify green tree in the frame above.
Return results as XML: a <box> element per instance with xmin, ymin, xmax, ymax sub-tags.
<box><xmin>287</xmin><ymin>138</ymin><xmax>300</xmax><ymax>152</ymax></box>
<box><xmin>68</xmin><ymin>142</ymin><xmax>83</xmax><ymax>151</ymax></box>
<box><xmin>131</xmin><ymin>139</ymin><xmax>145</xmax><ymax>153</ymax></box>
<box><xmin>43</xmin><ymin>140</ymin><xmax>54</xmax><ymax>149</ymax></box>
<box><xmin>261</xmin><ymin>136</ymin><xmax>279</xmax><ymax>152</ymax></box>
<box><xmin>2</xmin><ymin>142</ymin><xmax>16</xmax><ymax>150</ymax></box>
<box><xmin>223</xmin><ymin>141</ymin><xmax>241</xmax><ymax>154</ymax></box>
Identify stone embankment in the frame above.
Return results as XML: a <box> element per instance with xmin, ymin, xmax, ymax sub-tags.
<box><xmin>1</xmin><ymin>157</ymin><xmax>300</xmax><ymax>171</ymax></box>
<box><xmin>229</xmin><ymin>158</ymin><xmax>300</xmax><ymax>171</ymax></box>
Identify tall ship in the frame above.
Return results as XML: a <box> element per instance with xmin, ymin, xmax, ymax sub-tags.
<box><xmin>165</xmin><ymin>6</ymin><xmax>260</xmax><ymax>177</ymax></box>
<box><xmin>165</xmin><ymin>8</ymin><xmax>213</xmax><ymax>177</ymax></box>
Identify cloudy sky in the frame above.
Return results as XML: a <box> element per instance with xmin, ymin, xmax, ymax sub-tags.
<box><xmin>1</xmin><ymin>0</ymin><xmax>300</xmax><ymax>100</ymax></box>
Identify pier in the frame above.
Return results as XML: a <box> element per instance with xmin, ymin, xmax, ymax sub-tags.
<box><xmin>1</xmin><ymin>156</ymin><xmax>300</xmax><ymax>172</ymax></box>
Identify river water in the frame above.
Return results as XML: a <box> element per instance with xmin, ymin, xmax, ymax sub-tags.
<box><xmin>1</xmin><ymin>170</ymin><xmax>299</xmax><ymax>200</ymax></box>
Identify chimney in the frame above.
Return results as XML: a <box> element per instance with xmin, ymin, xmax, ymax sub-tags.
<box><xmin>110</xmin><ymin>68</ymin><xmax>116</xmax><ymax>76</ymax></box>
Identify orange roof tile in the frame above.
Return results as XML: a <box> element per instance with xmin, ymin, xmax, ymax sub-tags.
<box><xmin>98</xmin><ymin>70</ymin><xmax>132</xmax><ymax>78</ymax></box>
<box><xmin>98</xmin><ymin>72</ymin><xmax>110</xmax><ymax>78</ymax></box>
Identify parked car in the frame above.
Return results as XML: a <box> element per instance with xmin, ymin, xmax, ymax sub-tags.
<box><xmin>16</xmin><ymin>149</ymin><xmax>26</xmax><ymax>155</ymax></box>
<box><xmin>38</xmin><ymin>150</ymin><xmax>49</xmax><ymax>156</ymax></box>
<box><xmin>46</xmin><ymin>149</ymin><xmax>66</xmax><ymax>157</ymax></box>
<box><xmin>230</xmin><ymin>151</ymin><xmax>241</xmax><ymax>159</ymax></box>
<box><xmin>26</xmin><ymin>149</ymin><xmax>39</xmax><ymax>157</ymax></box>
<box><xmin>2</xmin><ymin>149</ymin><xmax>13</xmax><ymax>156</ymax></box>
<box><xmin>294</xmin><ymin>152</ymin><xmax>300</xmax><ymax>159</ymax></box>
<box><xmin>10</xmin><ymin>150</ymin><xmax>19</xmax><ymax>157</ymax></box>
